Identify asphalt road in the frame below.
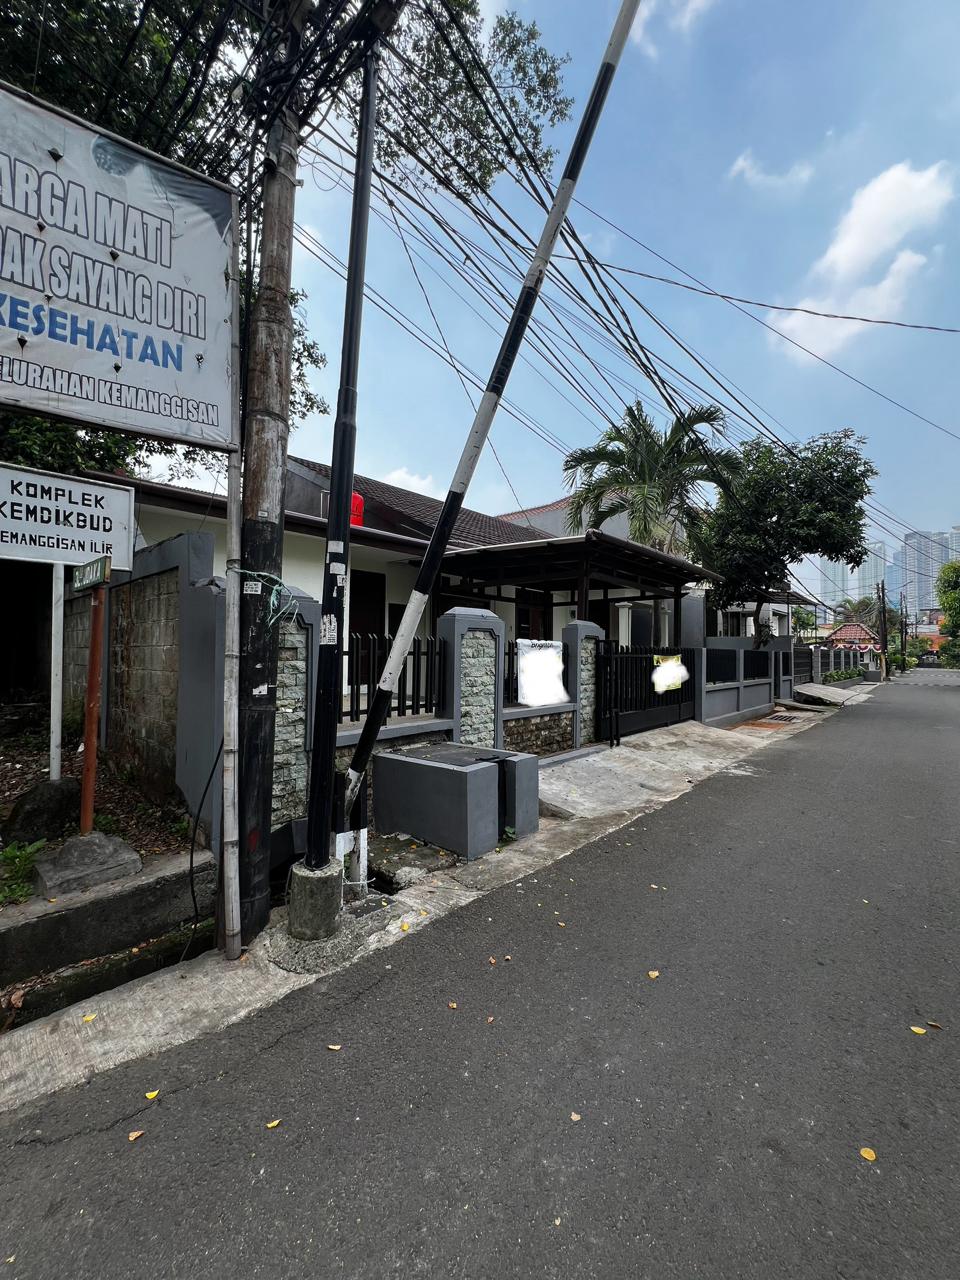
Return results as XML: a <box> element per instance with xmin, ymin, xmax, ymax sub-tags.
<box><xmin>3</xmin><ymin>675</ymin><xmax>959</xmax><ymax>1279</ymax></box>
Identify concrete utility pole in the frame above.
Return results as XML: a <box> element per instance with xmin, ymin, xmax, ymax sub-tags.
<box><xmin>238</xmin><ymin>0</ymin><xmax>311</xmax><ymax>944</ymax></box>
<box><xmin>900</xmin><ymin>589</ymin><xmax>907</xmax><ymax>672</ymax></box>
<box><xmin>876</xmin><ymin>579</ymin><xmax>889</xmax><ymax>679</ymax></box>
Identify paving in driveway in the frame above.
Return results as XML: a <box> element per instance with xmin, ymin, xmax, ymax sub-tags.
<box><xmin>1</xmin><ymin>675</ymin><xmax>958</xmax><ymax>1279</ymax></box>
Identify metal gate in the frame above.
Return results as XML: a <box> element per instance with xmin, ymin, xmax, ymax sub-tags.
<box><xmin>793</xmin><ymin>646</ymin><xmax>813</xmax><ymax>684</ymax></box>
<box><xmin>596</xmin><ymin>642</ymin><xmax>697</xmax><ymax>745</ymax></box>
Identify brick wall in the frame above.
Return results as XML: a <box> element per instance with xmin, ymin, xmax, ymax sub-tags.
<box><xmin>503</xmin><ymin>711</ymin><xmax>574</xmax><ymax>756</ymax></box>
<box><xmin>108</xmin><ymin>569</ymin><xmax>179</xmax><ymax>798</ymax></box>
<box><xmin>272</xmin><ymin>617</ymin><xmax>309</xmax><ymax>825</ymax></box>
<box><xmin>459</xmin><ymin>629</ymin><xmax>497</xmax><ymax>747</ymax></box>
<box><xmin>62</xmin><ymin>594</ymin><xmax>91</xmax><ymax>726</ymax></box>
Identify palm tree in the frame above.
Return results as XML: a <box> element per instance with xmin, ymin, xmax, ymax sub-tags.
<box><xmin>562</xmin><ymin>403</ymin><xmax>741</xmax><ymax>554</ymax></box>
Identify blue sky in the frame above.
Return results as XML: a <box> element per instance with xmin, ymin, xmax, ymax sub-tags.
<box><xmin>289</xmin><ymin>0</ymin><xmax>960</xmax><ymax>590</ymax></box>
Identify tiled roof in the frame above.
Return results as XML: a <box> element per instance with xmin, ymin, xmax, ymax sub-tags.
<box><xmin>498</xmin><ymin>495</ymin><xmax>573</xmax><ymax>520</ymax></box>
<box><xmin>292</xmin><ymin>457</ymin><xmax>552</xmax><ymax>547</ymax></box>
<box><xmin>823</xmin><ymin>621</ymin><xmax>880</xmax><ymax>643</ymax></box>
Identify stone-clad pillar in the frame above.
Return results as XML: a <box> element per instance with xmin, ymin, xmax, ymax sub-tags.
<box><xmin>562</xmin><ymin>620</ymin><xmax>604</xmax><ymax>749</ymax></box>
<box><xmin>437</xmin><ymin>607</ymin><xmax>505</xmax><ymax>749</ymax></box>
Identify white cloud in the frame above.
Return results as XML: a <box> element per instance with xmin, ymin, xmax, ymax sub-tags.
<box><xmin>630</xmin><ymin>0</ymin><xmax>716</xmax><ymax>57</ymax></box>
<box><xmin>813</xmin><ymin>161</ymin><xmax>953</xmax><ymax>284</ymax></box>
<box><xmin>774</xmin><ymin>249</ymin><xmax>928</xmax><ymax>360</ymax></box>
<box><xmin>380</xmin><ymin>466</ymin><xmax>444</xmax><ymax>498</ymax></box>
<box><xmin>770</xmin><ymin>160</ymin><xmax>953</xmax><ymax>363</ymax></box>
<box><xmin>629</xmin><ymin>0</ymin><xmax>659</xmax><ymax>57</ymax></box>
<box><xmin>729</xmin><ymin>148</ymin><xmax>814</xmax><ymax>192</ymax></box>
<box><xmin>670</xmin><ymin>0</ymin><xmax>718</xmax><ymax>31</ymax></box>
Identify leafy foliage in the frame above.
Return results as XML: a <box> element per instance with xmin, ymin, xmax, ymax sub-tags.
<box><xmin>562</xmin><ymin>403</ymin><xmax>740</xmax><ymax>553</ymax></box>
<box><xmin>936</xmin><ymin>560</ymin><xmax>960</xmax><ymax>667</ymax></box>
<box><xmin>700</xmin><ymin>431</ymin><xmax>878</xmax><ymax>632</ymax></box>
<box><xmin>792</xmin><ymin>605</ymin><xmax>816</xmax><ymax>636</ymax></box>
<box><xmin>822</xmin><ymin>667</ymin><xmax>863</xmax><ymax>684</ymax></box>
<box><xmin>0</xmin><ymin>839</ymin><xmax>45</xmax><ymax>905</ymax></box>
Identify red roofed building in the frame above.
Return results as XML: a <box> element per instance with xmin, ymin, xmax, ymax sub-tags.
<box><xmin>822</xmin><ymin>621</ymin><xmax>881</xmax><ymax>650</ymax></box>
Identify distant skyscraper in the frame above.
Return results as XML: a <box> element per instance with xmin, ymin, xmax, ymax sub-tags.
<box><xmin>819</xmin><ymin>557</ymin><xmax>851</xmax><ymax>610</ymax></box>
<box><xmin>887</xmin><ymin>548</ymin><xmax>904</xmax><ymax>609</ymax></box>
<box><xmin>857</xmin><ymin>541</ymin><xmax>886</xmax><ymax>601</ymax></box>
<box><xmin>903</xmin><ymin>531</ymin><xmax>952</xmax><ymax>614</ymax></box>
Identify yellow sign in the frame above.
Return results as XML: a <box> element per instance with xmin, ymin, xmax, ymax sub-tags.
<box><xmin>653</xmin><ymin>654</ymin><xmax>683</xmax><ymax>691</ymax></box>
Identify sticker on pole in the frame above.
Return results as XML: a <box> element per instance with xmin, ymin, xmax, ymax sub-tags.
<box><xmin>0</xmin><ymin>462</ymin><xmax>134</xmax><ymax>568</ymax></box>
<box><xmin>0</xmin><ymin>85</ymin><xmax>236</xmax><ymax>449</ymax></box>
<box><xmin>652</xmin><ymin>654</ymin><xmax>688</xmax><ymax>694</ymax></box>
<box><xmin>517</xmin><ymin>639</ymin><xmax>568</xmax><ymax>707</ymax></box>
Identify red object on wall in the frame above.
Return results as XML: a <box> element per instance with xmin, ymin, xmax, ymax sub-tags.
<box><xmin>350</xmin><ymin>492</ymin><xmax>364</xmax><ymax>526</ymax></box>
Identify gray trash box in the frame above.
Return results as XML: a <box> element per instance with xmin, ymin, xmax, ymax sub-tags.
<box><xmin>373</xmin><ymin>742</ymin><xmax>538</xmax><ymax>860</ymax></box>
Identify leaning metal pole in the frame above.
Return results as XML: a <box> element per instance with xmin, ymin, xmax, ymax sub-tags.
<box><xmin>343</xmin><ymin>0</ymin><xmax>643</xmax><ymax>814</ymax></box>
<box><xmin>305</xmin><ymin>47</ymin><xmax>379</xmax><ymax>870</ymax></box>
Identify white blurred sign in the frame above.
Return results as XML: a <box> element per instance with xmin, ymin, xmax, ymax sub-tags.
<box><xmin>0</xmin><ymin>85</ymin><xmax>236</xmax><ymax>448</ymax></box>
<box><xmin>0</xmin><ymin>461</ymin><xmax>134</xmax><ymax>568</ymax></box>
<box><xmin>517</xmin><ymin>639</ymin><xmax>568</xmax><ymax>707</ymax></box>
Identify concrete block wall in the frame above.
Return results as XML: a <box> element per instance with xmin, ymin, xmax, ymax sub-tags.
<box><xmin>579</xmin><ymin>636</ymin><xmax>599</xmax><ymax>745</ymax></box>
<box><xmin>108</xmin><ymin>568</ymin><xmax>180</xmax><ymax>798</ymax></box>
<box><xmin>460</xmin><ymin>629</ymin><xmax>498</xmax><ymax>748</ymax></box>
<box><xmin>503</xmin><ymin>711</ymin><xmax>574</xmax><ymax>755</ymax></box>
<box><xmin>272</xmin><ymin>616</ymin><xmax>310</xmax><ymax>825</ymax></box>
<box><xmin>62</xmin><ymin>593</ymin><xmax>91</xmax><ymax>726</ymax></box>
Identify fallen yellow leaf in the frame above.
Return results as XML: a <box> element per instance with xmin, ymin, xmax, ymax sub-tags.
<box><xmin>448</xmin><ymin>1001</ymin><xmax>458</xmax><ymax>1010</ymax></box>
<box><xmin>400</xmin><ymin>921</ymin><xmax>410</xmax><ymax>932</ymax></box>
<box><xmin>910</xmin><ymin>1026</ymin><xmax>927</xmax><ymax>1035</ymax></box>
<box><xmin>648</xmin><ymin>970</ymin><xmax>660</xmax><ymax>980</ymax></box>
<box><xmin>327</xmin><ymin>1044</ymin><xmax>342</xmax><ymax>1051</ymax></box>
<box><xmin>570</xmin><ymin>1112</ymin><xmax>581</xmax><ymax>1122</ymax></box>
<box><xmin>859</xmin><ymin>1147</ymin><xmax>876</xmax><ymax>1162</ymax></box>
<box><xmin>557</xmin><ymin>921</ymin><xmax>566</xmax><ymax>928</ymax></box>
<box><xmin>6</xmin><ymin>1256</ymin><xmax>15</xmax><ymax>1264</ymax></box>
<box><xmin>650</xmin><ymin>884</ymin><xmax>659</xmax><ymax>890</ymax></box>
<box><xmin>486</xmin><ymin>1016</ymin><xmax>495</xmax><ymax>1024</ymax></box>
<box><xmin>47</xmin><ymin>898</ymin><xmax>57</xmax><ymax>903</ymax></box>
<box><xmin>265</xmin><ymin>1120</ymin><xmax>281</xmax><ymax>1130</ymax></box>
<box><xmin>82</xmin><ymin>1013</ymin><xmax>97</xmax><ymax>1023</ymax></box>
<box><xmin>927</xmin><ymin>1021</ymin><xmax>943</xmax><ymax>1030</ymax></box>
<box><xmin>554</xmin><ymin>1218</ymin><xmax>561</xmax><ymax>1227</ymax></box>
<box><xmin>419</xmin><ymin>909</ymin><xmax>428</xmax><ymax>917</ymax></box>
<box><xmin>504</xmin><ymin>955</ymin><xmax>512</xmax><ymax>962</ymax></box>
<box><xmin>488</xmin><ymin>956</ymin><xmax>497</xmax><ymax>965</ymax></box>
<box><xmin>128</xmin><ymin>1130</ymin><xmax>144</xmax><ymax>1142</ymax></box>
<box><xmin>145</xmin><ymin>1090</ymin><xmax>159</xmax><ymax>1100</ymax></box>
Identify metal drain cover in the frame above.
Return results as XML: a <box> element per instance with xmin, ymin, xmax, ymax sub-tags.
<box><xmin>767</xmin><ymin>713</ymin><xmax>799</xmax><ymax>723</ymax></box>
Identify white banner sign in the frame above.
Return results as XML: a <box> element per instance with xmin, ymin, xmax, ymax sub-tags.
<box><xmin>517</xmin><ymin>638</ymin><xmax>568</xmax><ymax>707</ymax></box>
<box><xmin>0</xmin><ymin>85</ymin><xmax>235</xmax><ymax>448</ymax></box>
<box><xmin>0</xmin><ymin>462</ymin><xmax>134</xmax><ymax>569</ymax></box>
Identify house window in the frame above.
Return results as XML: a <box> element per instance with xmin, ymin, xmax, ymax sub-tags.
<box><xmin>721</xmin><ymin>610</ymin><xmax>743</xmax><ymax>637</ymax></box>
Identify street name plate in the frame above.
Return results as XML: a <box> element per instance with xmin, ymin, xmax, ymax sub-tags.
<box><xmin>0</xmin><ymin>462</ymin><xmax>135</xmax><ymax>568</ymax></box>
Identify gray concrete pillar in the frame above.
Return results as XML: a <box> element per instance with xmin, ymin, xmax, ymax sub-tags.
<box><xmin>562</xmin><ymin>620</ymin><xmax>604</xmax><ymax>748</ymax></box>
<box><xmin>437</xmin><ymin>608</ymin><xmax>505</xmax><ymax>749</ymax></box>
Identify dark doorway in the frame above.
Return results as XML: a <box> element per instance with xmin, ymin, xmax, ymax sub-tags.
<box><xmin>516</xmin><ymin>604</ymin><xmax>544</xmax><ymax>640</ymax></box>
<box><xmin>0</xmin><ymin>563</ymin><xmax>51</xmax><ymax>703</ymax></box>
<box><xmin>350</xmin><ymin>570</ymin><xmax>386</xmax><ymax>682</ymax></box>
<box><xmin>588</xmin><ymin>598</ymin><xmax>609</xmax><ymax>634</ymax></box>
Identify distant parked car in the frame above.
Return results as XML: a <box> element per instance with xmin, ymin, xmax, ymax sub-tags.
<box><xmin>917</xmin><ymin>651</ymin><xmax>940</xmax><ymax>667</ymax></box>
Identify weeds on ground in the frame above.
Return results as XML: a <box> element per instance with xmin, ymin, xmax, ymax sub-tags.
<box><xmin>0</xmin><ymin>840</ymin><xmax>45</xmax><ymax>905</ymax></box>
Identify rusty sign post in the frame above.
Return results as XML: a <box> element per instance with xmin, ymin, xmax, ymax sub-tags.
<box><xmin>74</xmin><ymin>556</ymin><xmax>111</xmax><ymax>835</ymax></box>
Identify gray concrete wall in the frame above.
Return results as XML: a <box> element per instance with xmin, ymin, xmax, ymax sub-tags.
<box><xmin>695</xmin><ymin>636</ymin><xmax>788</xmax><ymax>727</ymax></box>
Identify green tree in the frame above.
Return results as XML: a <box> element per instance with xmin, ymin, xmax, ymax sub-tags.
<box><xmin>562</xmin><ymin>403</ymin><xmax>741</xmax><ymax>553</ymax></box>
<box><xmin>936</xmin><ymin>560</ymin><xmax>960</xmax><ymax>667</ymax></box>
<box><xmin>792</xmin><ymin>605</ymin><xmax>816</xmax><ymax>636</ymax></box>
<box><xmin>699</xmin><ymin>430</ymin><xmax>878</xmax><ymax>644</ymax></box>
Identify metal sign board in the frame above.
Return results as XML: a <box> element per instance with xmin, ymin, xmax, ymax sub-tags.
<box><xmin>517</xmin><ymin>638</ymin><xmax>568</xmax><ymax>707</ymax></box>
<box><xmin>0</xmin><ymin>82</ymin><xmax>236</xmax><ymax>449</ymax></box>
<box><xmin>0</xmin><ymin>462</ymin><xmax>135</xmax><ymax>569</ymax></box>
<box><xmin>73</xmin><ymin>554</ymin><xmax>111</xmax><ymax>591</ymax></box>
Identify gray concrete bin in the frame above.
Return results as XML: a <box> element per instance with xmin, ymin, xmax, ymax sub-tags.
<box><xmin>373</xmin><ymin>742</ymin><xmax>539</xmax><ymax>860</ymax></box>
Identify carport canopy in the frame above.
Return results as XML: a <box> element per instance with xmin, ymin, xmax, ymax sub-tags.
<box><xmin>439</xmin><ymin>528</ymin><xmax>718</xmax><ymax>617</ymax></box>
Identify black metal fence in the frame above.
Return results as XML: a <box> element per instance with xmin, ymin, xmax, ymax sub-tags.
<box><xmin>706</xmin><ymin>648</ymin><xmax>738</xmax><ymax>685</ymax></box>
<box><xmin>503</xmin><ymin>641</ymin><xmax>570</xmax><ymax>707</ymax></box>
<box><xmin>793</xmin><ymin>646</ymin><xmax>812</xmax><ymax>683</ymax></box>
<box><xmin>596</xmin><ymin>643</ymin><xmax>697</xmax><ymax>744</ymax></box>
<box><xmin>341</xmin><ymin>634</ymin><xmax>444</xmax><ymax>724</ymax></box>
<box><xmin>743</xmin><ymin>649</ymin><xmax>771</xmax><ymax>680</ymax></box>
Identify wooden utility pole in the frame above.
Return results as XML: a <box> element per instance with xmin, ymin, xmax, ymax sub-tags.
<box><xmin>238</xmin><ymin>0</ymin><xmax>310</xmax><ymax>943</ymax></box>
